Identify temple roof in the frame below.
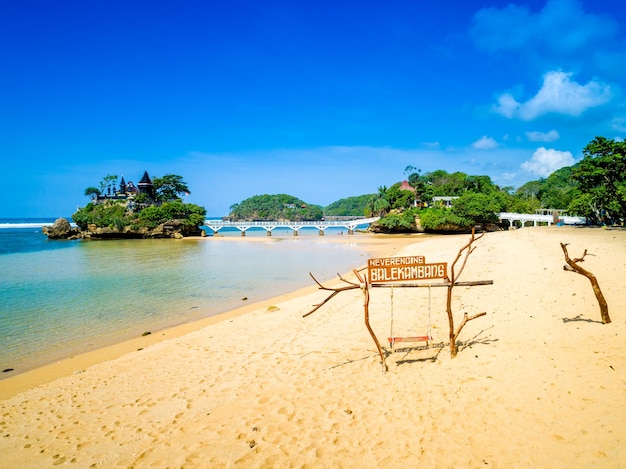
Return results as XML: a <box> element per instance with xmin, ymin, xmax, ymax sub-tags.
<box><xmin>138</xmin><ymin>171</ymin><xmax>152</xmax><ymax>185</ymax></box>
<box><xmin>399</xmin><ymin>180</ymin><xmax>416</xmax><ymax>192</ymax></box>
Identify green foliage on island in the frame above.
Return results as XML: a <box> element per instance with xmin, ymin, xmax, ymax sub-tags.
<box><xmin>228</xmin><ymin>194</ymin><xmax>323</xmax><ymax>221</ymax></box>
<box><xmin>369</xmin><ymin>136</ymin><xmax>626</xmax><ymax>231</ymax></box>
<box><xmin>367</xmin><ymin>173</ymin><xmax>511</xmax><ymax>231</ymax></box>
<box><xmin>376</xmin><ymin>207</ymin><xmax>421</xmax><ymax>230</ymax></box>
<box><xmin>72</xmin><ymin>173</ymin><xmax>206</xmax><ymax>231</ymax></box>
<box><xmin>323</xmin><ymin>194</ymin><xmax>373</xmax><ymax>217</ymax></box>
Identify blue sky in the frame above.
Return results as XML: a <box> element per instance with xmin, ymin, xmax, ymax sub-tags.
<box><xmin>1</xmin><ymin>0</ymin><xmax>624</xmax><ymax>217</ymax></box>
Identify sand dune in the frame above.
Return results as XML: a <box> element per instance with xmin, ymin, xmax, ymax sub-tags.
<box><xmin>1</xmin><ymin>226</ymin><xmax>625</xmax><ymax>467</ymax></box>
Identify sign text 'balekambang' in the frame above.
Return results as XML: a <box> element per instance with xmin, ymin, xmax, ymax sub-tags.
<box><xmin>367</xmin><ymin>256</ymin><xmax>447</xmax><ymax>283</ymax></box>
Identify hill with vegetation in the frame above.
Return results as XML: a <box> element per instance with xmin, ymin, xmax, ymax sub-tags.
<box><xmin>49</xmin><ymin>173</ymin><xmax>207</xmax><ymax>239</ymax></box>
<box><xmin>323</xmin><ymin>194</ymin><xmax>373</xmax><ymax>217</ymax></box>
<box><xmin>366</xmin><ymin>136</ymin><xmax>626</xmax><ymax>232</ymax></box>
<box><xmin>228</xmin><ymin>194</ymin><xmax>323</xmax><ymax>221</ymax></box>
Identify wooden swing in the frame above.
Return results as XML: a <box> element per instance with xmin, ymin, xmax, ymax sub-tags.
<box><xmin>387</xmin><ymin>283</ymin><xmax>433</xmax><ymax>350</ymax></box>
<box><xmin>305</xmin><ymin>229</ymin><xmax>494</xmax><ymax>372</ymax></box>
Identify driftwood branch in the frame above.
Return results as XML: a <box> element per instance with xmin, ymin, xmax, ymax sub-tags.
<box><xmin>450</xmin><ymin>230</ymin><xmax>485</xmax><ymax>283</ymax></box>
<box><xmin>454</xmin><ymin>312</ymin><xmax>487</xmax><ymax>339</ymax></box>
<box><xmin>304</xmin><ymin>272</ymin><xmax>360</xmax><ymax>318</ymax></box>
<box><xmin>447</xmin><ymin>229</ymin><xmax>487</xmax><ymax>357</ymax></box>
<box><xmin>560</xmin><ymin>243</ymin><xmax>610</xmax><ymax>324</ymax></box>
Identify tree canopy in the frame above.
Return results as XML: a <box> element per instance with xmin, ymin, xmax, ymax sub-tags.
<box><xmin>74</xmin><ymin>173</ymin><xmax>206</xmax><ymax>231</ymax></box>
<box><xmin>323</xmin><ymin>194</ymin><xmax>373</xmax><ymax>217</ymax></box>
<box><xmin>568</xmin><ymin>136</ymin><xmax>626</xmax><ymax>224</ymax></box>
<box><xmin>152</xmin><ymin>174</ymin><xmax>191</xmax><ymax>202</ymax></box>
<box><xmin>515</xmin><ymin>166</ymin><xmax>574</xmax><ymax>211</ymax></box>
<box><xmin>369</xmin><ymin>170</ymin><xmax>511</xmax><ymax>231</ymax></box>
<box><xmin>370</xmin><ymin>136</ymin><xmax>626</xmax><ymax>230</ymax></box>
<box><xmin>228</xmin><ymin>194</ymin><xmax>323</xmax><ymax>221</ymax></box>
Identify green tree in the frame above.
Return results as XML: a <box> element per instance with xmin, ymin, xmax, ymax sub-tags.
<box><xmin>386</xmin><ymin>183</ymin><xmax>417</xmax><ymax>210</ymax></box>
<box><xmin>84</xmin><ymin>186</ymin><xmax>101</xmax><ymax>200</ymax></box>
<box><xmin>569</xmin><ymin>136</ymin><xmax>626</xmax><ymax>224</ymax></box>
<box><xmin>377</xmin><ymin>207</ymin><xmax>419</xmax><ymax>231</ymax></box>
<box><xmin>152</xmin><ymin>174</ymin><xmax>190</xmax><ymax>202</ymax></box>
<box><xmin>72</xmin><ymin>201</ymin><xmax>129</xmax><ymax>230</ymax></box>
<box><xmin>516</xmin><ymin>180</ymin><xmax>542</xmax><ymax>200</ymax></box>
<box><xmin>365</xmin><ymin>186</ymin><xmax>391</xmax><ymax>217</ymax></box>
<box><xmin>98</xmin><ymin>174</ymin><xmax>118</xmax><ymax>195</ymax></box>
<box><xmin>451</xmin><ymin>192</ymin><xmax>501</xmax><ymax>224</ymax></box>
<box><xmin>426</xmin><ymin>170</ymin><xmax>469</xmax><ymax>196</ymax></box>
<box><xmin>540</xmin><ymin>167</ymin><xmax>576</xmax><ymax>209</ymax></box>
<box><xmin>136</xmin><ymin>201</ymin><xmax>206</xmax><ymax>228</ymax></box>
<box><xmin>516</xmin><ymin>167</ymin><xmax>576</xmax><ymax>211</ymax></box>
<box><xmin>418</xmin><ymin>208</ymin><xmax>471</xmax><ymax>230</ymax></box>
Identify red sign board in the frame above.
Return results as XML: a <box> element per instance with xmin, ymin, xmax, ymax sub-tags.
<box><xmin>367</xmin><ymin>256</ymin><xmax>447</xmax><ymax>283</ymax></box>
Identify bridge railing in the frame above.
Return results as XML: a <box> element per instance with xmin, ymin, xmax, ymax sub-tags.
<box><xmin>498</xmin><ymin>212</ymin><xmax>587</xmax><ymax>226</ymax></box>
<box><xmin>205</xmin><ymin>217</ymin><xmax>380</xmax><ymax>227</ymax></box>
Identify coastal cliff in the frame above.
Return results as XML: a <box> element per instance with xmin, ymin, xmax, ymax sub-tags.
<box><xmin>43</xmin><ymin>217</ymin><xmax>204</xmax><ymax>240</ymax></box>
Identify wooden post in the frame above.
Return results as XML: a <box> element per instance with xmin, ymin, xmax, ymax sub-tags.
<box><xmin>354</xmin><ymin>270</ymin><xmax>387</xmax><ymax>372</ymax></box>
<box><xmin>446</xmin><ymin>228</ymin><xmax>487</xmax><ymax>357</ymax></box>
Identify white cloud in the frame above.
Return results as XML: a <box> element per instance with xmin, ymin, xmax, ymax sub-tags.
<box><xmin>472</xmin><ymin>136</ymin><xmax>498</xmax><ymax>150</ymax></box>
<box><xmin>493</xmin><ymin>94</ymin><xmax>520</xmax><ymax>118</ymax></box>
<box><xmin>520</xmin><ymin>147</ymin><xmax>575</xmax><ymax>177</ymax></box>
<box><xmin>611</xmin><ymin>117</ymin><xmax>626</xmax><ymax>132</ymax></box>
<box><xmin>494</xmin><ymin>71</ymin><xmax>612</xmax><ymax>120</ymax></box>
<box><xmin>526</xmin><ymin>130</ymin><xmax>560</xmax><ymax>142</ymax></box>
<box><xmin>499</xmin><ymin>172</ymin><xmax>517</xmax><ymax>181</ymax></box>
<box><xmin>471</xmin><ymin>0</ymin><xmax>619</xmax><ymax>66</ymax></box>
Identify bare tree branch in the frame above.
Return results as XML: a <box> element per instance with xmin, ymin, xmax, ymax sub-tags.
<box><xmin>560</xmin><ymin>243</ymin><xmax>610</xmax><ymax>324</ymax></box>
<box><xmin>303</xmin><ymin>272</ymin><xmax>360</xmax><ymax>318</ymax></box>
<box><xmin>447</xmin><ymin>229</ymin><xmax>488</xmax><ymax>357</ymax></box>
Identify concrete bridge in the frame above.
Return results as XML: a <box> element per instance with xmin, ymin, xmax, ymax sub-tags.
<box><xmin>204</xmin><ymin>217</ymin><xmax>381</xmax><ymax>236</ymax></box>
<box><xmin>498</xmin><ymin>212</ymin><xmax>587</xmax><ymax>228</ymax></box>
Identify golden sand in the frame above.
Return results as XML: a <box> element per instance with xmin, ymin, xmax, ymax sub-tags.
<box><xmin>1</xmin><ymin>227</ymin><xmax>624</xmax><ymax>467</ymax></box>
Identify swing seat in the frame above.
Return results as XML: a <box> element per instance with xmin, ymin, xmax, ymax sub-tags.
<box><xmin>388</xmin><ymin>335</ymin><xmax>432</xmax><ymax>346</ymax></box>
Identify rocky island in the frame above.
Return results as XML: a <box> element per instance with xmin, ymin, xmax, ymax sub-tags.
<box><xmin>44</xmin><ymin>171</ymin><xmax>207</xmax><ymax>240</ymax></box>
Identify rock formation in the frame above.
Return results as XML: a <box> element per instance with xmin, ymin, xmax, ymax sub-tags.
<box><xmin>42</xmin><ymin>218</ymin><xmax>82</xmax><ymax>239</ymax></box>
<box><xmin>43</xmin><ymin>218</ymin><xmax>205</xmax><ymax>240</ymax></box>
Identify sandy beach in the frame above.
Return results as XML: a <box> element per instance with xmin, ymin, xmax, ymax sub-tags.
<box><xmin>1</xmin><ymin>226</ymin><xmax>625</xmax><ymax>468</ymax></box>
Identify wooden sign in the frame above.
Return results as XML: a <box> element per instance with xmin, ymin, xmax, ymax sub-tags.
<box><xmin>367</xmin><ymin>256</ymin><xmax>447</xmax><ymax>283</ymax></box>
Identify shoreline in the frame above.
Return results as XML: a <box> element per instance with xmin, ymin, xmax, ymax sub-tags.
<box><xmin>1</xmin><ymin>226</ymin><xmax>624</xmax><ymax>467</ymax></box>
<box><xmin>0</xmin><ymin>232</ymin><xmax>423</xmax><ymax>399</ymax></box>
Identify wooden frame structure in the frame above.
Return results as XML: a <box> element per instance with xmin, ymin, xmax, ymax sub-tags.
<box><xmin>305</xmin><ymin>230</ymin><xmax>493</xmax><ymax>372</ymax></box>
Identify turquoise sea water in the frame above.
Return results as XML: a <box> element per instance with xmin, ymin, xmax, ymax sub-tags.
<box><xmin>0</xmin><ymin>219</ymin><xmax>371</xmax><ymax>376</ymax></box>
